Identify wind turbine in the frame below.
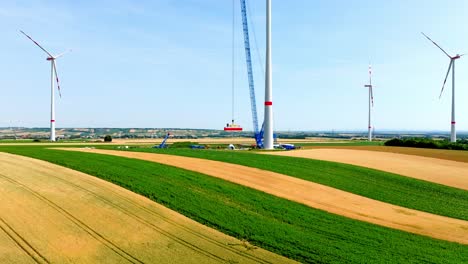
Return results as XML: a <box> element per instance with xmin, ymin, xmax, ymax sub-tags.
<box><xmin>364</xmin><ymin>65</ymin><xmax>374</xmax><ymax>141</ymax></box>
<box><xmin>422</xmin><ymin>32</ymin><xmax>463</xmax><ymax>142</ymax></box>
<box><xmin>20</xmin><ymin>30</ymin><xmax>70</xmax><ymax>142</ymax></box>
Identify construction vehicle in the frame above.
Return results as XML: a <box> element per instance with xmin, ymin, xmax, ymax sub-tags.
<box><xmin>280</xmin><ymin>144</ymin><xmax>296</xmax><ymax>150</ymax></box>
<box><xmin>153</xmin><ymin>133</ymin><xmax>170</xmax><ymax>148</ymax></box>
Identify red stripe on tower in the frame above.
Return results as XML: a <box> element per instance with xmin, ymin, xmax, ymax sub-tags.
<box><xmin>51</xmin><ymin>120</ymin><xmax>55</xmax><ymax>122</ymax></box>
<box><xmin>265</xmin><ymin>101</ymin><xmax>272</xmax><ymax>106</ymax></box>
<box><xmin>451</xmin><ymin>122</ymin><xmax>456</xmax><ymax>124</ymax></box>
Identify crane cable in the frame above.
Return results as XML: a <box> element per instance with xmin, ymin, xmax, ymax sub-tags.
<box><xmin>231</xmin><ymin>0</ymin><xmax>236</xmax><ymax>125</ymax></box>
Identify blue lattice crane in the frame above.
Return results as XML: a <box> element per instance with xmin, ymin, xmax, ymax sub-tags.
<box><xmin>240</xmin><ymin>0</ymin><xmax>264</xmax><ymax>148</ymax></box>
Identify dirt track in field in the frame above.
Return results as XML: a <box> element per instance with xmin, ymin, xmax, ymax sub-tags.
<box><xmin>0</xmin><ymin>152</ymin><xmax>295</xmax><ymax>264</ymax></box>
<box><xmin>60</xmin><ymin>148</ymin><xmax>468</xmax><ymax>245</ymax></box>
<box><xmin>266</xmin><ymin>148</ymin><xmax>468</xmax><ymax>191</ymax></box>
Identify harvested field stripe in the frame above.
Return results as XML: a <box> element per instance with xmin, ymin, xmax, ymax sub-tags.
<box><xmin>0</xmin><ymin>159</ymin><xmax>226</xmax><ymax>264</ymax></box>
<box><xmin>304</xmin><ymin>145</ymin><xmax>468</xmax><ymax>163</ymax></box>
<box><xmin>15</xmin><ymin>162</ymin><xmax>270</xmax><ymax>264</ymax></box>
<box><xmin>0</xmin><ymin>172</ymin><xmax>144</xmax><ymax>264</ymax></box>
<box><xmin>59</xmin><ymin>179</ymin><xmax>268</xmax><ymax>263</ymax></box>
<box><xmin>0</xmin><ymin>218</ymin><xmax>49</xmax><ymax>264</ymax></box>
<box><xmin>266</xmin><ymin>148</ymin><xmax>468</xmax><ymax>191</ymax></box>
<box><xmin>61</xmin><ymin>148</ymin><xmax>468</xmax><ymax>245</ymax></box>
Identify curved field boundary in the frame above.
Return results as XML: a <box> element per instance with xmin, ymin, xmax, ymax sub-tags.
<box><xmin>305</xmin><ymin>145</ymin><xmax>468</xmax><ymax>163</ymax></box>
<box><xmin>267</xmin><ymin>148</ymin><xmax>468</xmax><ymax>191</ymax></box>
<box><xmin>0</xmin><ymin>152</ymin><xmax>295</xmax><ymax>264</ymax></box>
<box><xmin>109</xmin><ymin>147</ymin><xmax>468</xmax><ymax>221</ymax></box>
<box><xmin>60</xmin><ymin>148</ymin><xmax>468</xmax><ymax>245</ymax></box>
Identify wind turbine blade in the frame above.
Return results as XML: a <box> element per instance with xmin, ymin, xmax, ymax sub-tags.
<box><xmin>421</xmin><ymin>32</ymin><xmax>451</xmax><ymax>58</ymax></box>
<box><xmin>440</xmin><ymin>60</ymin><xmax>453</xmax><ymax>99</ymax></box>
<box><xmin>54</xmin><ymin>49</ymin><xmax>72</xmax><ymax>59</ymax></box>
<box><xmin>370</xmin><ymin>86</ymin><xmax>374</xmax><ymax>107</ymax></box>
<box><xmin>368</xmin><ymin>64</ymin><xmax>372</xmax><ymax>85</ymax></box>
<box><xmin>19</xmin><ymin>30</ymin><xmax>53</xmax><ymax>57</ymax></box>
<box><xmin>52</xmin><ymin>61</ymin><xmax>62</xmax><ymax>98</ymax></box>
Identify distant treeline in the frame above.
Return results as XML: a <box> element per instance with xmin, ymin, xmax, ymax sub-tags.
<box><xmin>385</xmin><ymin>138</ymin><xmax>468</xmax><ymax>150</ymax></box>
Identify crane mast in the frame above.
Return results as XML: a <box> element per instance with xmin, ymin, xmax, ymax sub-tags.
<box><xmin>240</xmin><ymin>0</ymin><xmax>263</xmax><ymax>147</ymax></box>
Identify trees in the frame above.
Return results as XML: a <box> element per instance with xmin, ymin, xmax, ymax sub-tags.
<box><xmin>104</xmin><ymin>135</ymin><xmax>112</xmax><ymax>142</ymax></box>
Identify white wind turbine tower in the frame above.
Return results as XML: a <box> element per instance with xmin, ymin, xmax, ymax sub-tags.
<box><xmin>263</xmin><ymin>0</ymin><xmax>274</xmax><ymax>149</ymax></box>
<box><xmin>20</xmin><ymin>30</ymin><xmax>70</xmax><ymax>142</ymax></box>
<box><xmin>364</xmin><ymin>65</ymin><xmax>374</xmax><ymax>141</ymax></box>
<box><xmin>422</xmin><ymin>32</ymin><xmax>463</xmax><ymax>142</ymax></box>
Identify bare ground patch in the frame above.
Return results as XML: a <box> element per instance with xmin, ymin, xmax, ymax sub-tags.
<box><xmin>59</xmin><ymin>148</ymin><xmax>468</xmax><ymax>245</ymax></box>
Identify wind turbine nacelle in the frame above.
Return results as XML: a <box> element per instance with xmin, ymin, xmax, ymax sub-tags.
<box><xmin>46</xmin><ymin>57</ymin><xmax>54</xmax><ymax>61</ymax></box>
<box><xmin>364</xmin><ymin>85</ymin><xmax>372</xmax><ymax>88</ymax></box>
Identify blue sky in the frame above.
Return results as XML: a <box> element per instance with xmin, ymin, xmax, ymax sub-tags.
<box><xmin>1</xmin><ymin>0</ymin><xmax>468</xmax><ymax>131</ymax></box>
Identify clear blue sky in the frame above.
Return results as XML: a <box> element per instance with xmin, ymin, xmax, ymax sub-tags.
<box><xmin>1</xmin><ymin>0</ymin><xmax>468</xmax><ymax>131</ymax></box>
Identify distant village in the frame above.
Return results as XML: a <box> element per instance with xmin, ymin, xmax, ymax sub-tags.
<box><xmin>1</xmin><ymin>127</ymin><xmax>466</xmax><ymax>141</ymax></box>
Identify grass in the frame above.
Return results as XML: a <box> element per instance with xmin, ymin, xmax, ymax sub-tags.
<box><xmin>1</xmin><ymin>145</ymin><xmax>467</xmax><ymax>263</ymax></box>
<box><xmin>100</xmin><ymin>147</ymin><xmax>468</xmax><ymax>221</ymax></box>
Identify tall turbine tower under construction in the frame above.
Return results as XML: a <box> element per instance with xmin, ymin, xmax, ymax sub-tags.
<box><xmin>263</xmin><ymin>0</ymin><xmax>274</xmax><ymax>149</ymax></box>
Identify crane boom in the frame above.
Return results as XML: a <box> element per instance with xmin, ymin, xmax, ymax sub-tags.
<box><xmin>240</xmin><ymin>0</ymin><xmax>263</xmax><ymax>147</ymax></box>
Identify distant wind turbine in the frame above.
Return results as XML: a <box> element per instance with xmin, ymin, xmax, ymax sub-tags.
<box><xmin>364</xmin><ymin>65</ymin><xmax>374</xmax><ymax>141</ymax></box>
<box><xmin>20</xmin><ymin>30</ymin><xmax>71</xmax><ymax>141</ymax></box>
<box><xmin>422</xmin><ymin>32</ymin><xmax>464</xmax><ymax>142</ymax></box>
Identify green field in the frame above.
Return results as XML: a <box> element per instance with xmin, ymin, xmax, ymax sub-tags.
<box><xmin>1</xmin><ymin>145</ymin><xmax>467</xmax><ymax>263</ymax></box>
<box><xmin>97</xmin><ymin>146</ymin><xmax>468</xmax><ymax>221</ymax></box>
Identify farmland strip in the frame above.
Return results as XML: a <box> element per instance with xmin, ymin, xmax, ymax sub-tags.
<box><xmin>12</xmin><ymin>161</ymin><xmax>268</xmax><ymax>264</ymax></box>
<box><xmin>266</xmin><ymin>148</ymin><xmax>468</xmax><ymax>190</ymax></box>
<box><xmin>0</xmin><ymin>152</ymin><xmax>295</xmax><ymax>264</ymax></box>
<box><xmin>63</xmin><ymin>148</ymin><xmax>468</xmax><ymax>244</ymax></box>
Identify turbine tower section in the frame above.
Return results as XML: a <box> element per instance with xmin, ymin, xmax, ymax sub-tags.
<box><xmin>50</xmin><ymin>60</ymin><xmax>56</xmax><ymax>141</ymax></box>
<box><xmin>364</xmin><ymin>65</ymin><xmax>374</xmax><ymax>142</ymax></box>
<box><xmin>263</xmin><ymin>0</ymin><xmax>274</xmax><ymax>149</ymax></box>
<box><xmin>451</xmin><ymin>60</ymin><xmax>456</xmax><ymax>142</ymax></box>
